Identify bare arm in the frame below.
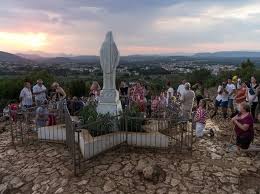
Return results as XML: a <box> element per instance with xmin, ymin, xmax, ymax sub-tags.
<box><xmin>223</xmin><ymin>88</ymin><xmax>228</xmax><ymax>94</ymax></box>
<box><xmin>231</xmin><ymin>115</ymin><xmax>250</xmax><ymax>131</ymax></box>
<box><xmin>57</xmin><ymin>87</ymin><xmax>66</xmax><ymax>98</ymax></box>
<box><xmin>233</xmin><ymin>120</ymin><xmax>250</xmax><ymax>131</ymax></box>
<box><xmin>230</xmin><ymin>89</ymin><xmax>236</xmax><ymax>96</ymax></box>
<box><xmin>237</xmin><ymin>88</ymin><xmax>247</xmax><ymax>100</ymax></box>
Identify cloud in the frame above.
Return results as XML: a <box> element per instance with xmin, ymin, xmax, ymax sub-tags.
<box><xmin>1</xmin><ymin>0</ymin><xmax>260</xmax><ymax>54</ymax></box>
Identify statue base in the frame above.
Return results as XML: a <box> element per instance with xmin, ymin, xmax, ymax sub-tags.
<box><xmin>97</xmin><ymin>89</ymin><xmax>122</xmax><ymax>115</ymax></box>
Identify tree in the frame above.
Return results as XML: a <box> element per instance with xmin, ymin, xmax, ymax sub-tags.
<box><xmin>0</xmin><ymin>78</ymin><xmax>23</xmax><ymax>109</ymax></box>
<box><xmin>67</xmin><ymin>80</ymin><xmax>87</xmax><ymax>97</ymax></box>
<box><xmin>24</xmin><ymin>70</ymin><xmax>55</xmax><ymax>88</ymax></box>
<box><xmin>239</xmin><ymin>59</ymin><xmax>256</xmax><ymax>81</ymax></box>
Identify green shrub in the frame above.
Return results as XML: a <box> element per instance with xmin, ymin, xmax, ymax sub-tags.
<box><xmin>79</xmin><ymin>104</ymin><xmax>98</xmax><ymax>124</ymax></box>
<box><xmin>79</xmin><ymin>105</ymin><xmax>118</xmax><ymax>136</ymax></box>
<box><xmin>122</xmin><ymin>104</ymin><xmax>145</xmax><ymax>132</ymax></box>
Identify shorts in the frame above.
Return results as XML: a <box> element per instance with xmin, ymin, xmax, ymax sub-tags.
<box><xmin>215</xmin><ymin>100</ymin><xmax>222</xmax><ymax>107</ymax></box>
<box><xmin>236</xmin><ymin>135</ymin><xmax>253</xmax><ymax>149</ymax></box>
<box><xmin>23</xmin><ymin>105</ymin><xmax>32</xmax><ymax>109</ymax></box>
<box><xmin>228</xmin><ymin>99</ymin><xmax>234</xmax><ymax>108</ymax></box>
<box><xmin>220</xmin><ymin>101</ymin><xmax>228</xmax><ymax>108</ymax></box>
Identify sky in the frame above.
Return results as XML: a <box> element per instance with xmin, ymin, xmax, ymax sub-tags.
<box><xmin>0</xmin><ymin>0</ymin><xmax>260</xmax><ymax>55</ymax></box>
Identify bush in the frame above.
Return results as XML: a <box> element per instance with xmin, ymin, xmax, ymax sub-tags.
<box><xmin>123</xmin><ymin>104</ymin><xmax>145</xmax><ymax>132</ymax></box>
<box><xmin>79</xmin><ymin>104</ymin><xmax>98</xmax><ymax>124</ymax></box>
<box><xmin>67</xmin><ymin>80</ymin><xmax>87</xmax><ymax>97</ymax></box>
<box><xmin>79</xmin><ymin>105</ymin><xmax>117</xmax><ymax>136</ymax></box>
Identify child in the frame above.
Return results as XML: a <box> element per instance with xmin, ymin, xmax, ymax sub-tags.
<box><xmin>151</xmin><ymin>96</ymin><xmax>160</xmax><ymax>115</ymax></box>
<box><xmin>194</xmin><ymin>99</ymin><xmax>207</xmax><ymax>137</ymax></box>
<box><xmin>159</xmin><ymin>92</ymin><xmax>167</xmax><ymax>109</ymax></box>
<box><xmin>36</xmin><ymin>100</ymin><xmax>49</xmax><ymax>128</ymax></box>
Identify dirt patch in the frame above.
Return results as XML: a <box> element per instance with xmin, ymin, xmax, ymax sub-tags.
<box><xmin>239</xmin><ymin>173</ymin><xmax>260</xmax><ymax>191</ymax></box>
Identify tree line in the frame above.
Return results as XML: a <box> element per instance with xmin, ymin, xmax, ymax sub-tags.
<box><xmin>0</xmin><ymin>59</ymin><xmax>259</xmax><ymax>110</ymax></box>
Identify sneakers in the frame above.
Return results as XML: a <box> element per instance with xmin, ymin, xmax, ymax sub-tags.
<box><xmin>226</xmin><ymin>144</ymin><xmax>237</xmax><ymax>152</ymax></box>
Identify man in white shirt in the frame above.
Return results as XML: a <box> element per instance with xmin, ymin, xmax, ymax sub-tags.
<box><xmin>177</xmin><ymin>79</ymin><xmax>186</xmax><ymax>98</ymax></box>
<box><xmin>211</xmin><ymin>81</ymin><xmax>229</xmax><ymax>119</ymax></box>
<box><xmin>33</xmin><ymin>79</ymin><xmax>47</xmax><ymax>106</ymax></box>
<box><xmin>226</xmin><ymin>78</ymin><xmax>236</xmax><ymax>115</ymax></box>
<box><xmin>19</xmin><ymin>82</ymin><xmax>33</xmax><ymax>108</ymax></box>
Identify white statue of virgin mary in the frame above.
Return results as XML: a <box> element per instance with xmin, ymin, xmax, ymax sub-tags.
<box><xmin>97</xmin><ymin>31</ymin><xmax>122</xmax><ymax>115</ymax></box>
<box><xmin>100</xmin><ymin>31</ymin><xmax>120</xmax><ymax>90</ymax></box>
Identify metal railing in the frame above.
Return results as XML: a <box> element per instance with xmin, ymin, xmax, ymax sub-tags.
<box><xmin>64</xmin><ymin>105</ymin><xmax>81</xmax><ymax>176</ymax></box>
<box><xmin>71</xmin><ymin>112</ymin><xmax>194</xmax><ymax>175</ymax></box>
<box><xmin>8</xmin><ymin>101</ymin><xmax>67</xmax><ymax>145</ymax></box>
<box><xmin>6</xmin><ymin>100</ymin><xmax>194</xmax><ymax>176</ymax></box>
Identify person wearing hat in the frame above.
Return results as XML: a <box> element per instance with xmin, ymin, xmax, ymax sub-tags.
<box><xmin>33</xmin><ymin>79</ymin><xmax>47</xmax><ymax>106</ymax></box>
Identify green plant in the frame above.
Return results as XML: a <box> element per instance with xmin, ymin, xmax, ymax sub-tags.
<box><xmin>79</xmin><ymin>105</ymin><xmax>119</xmax><ymax>136</ymax></box>
<box><xmin>123</xmin><ymin>104</ymin><xmax>145</xmax><ymax>132</ymax></box>
<box><xmin>79</xmin><ymin>104</ymin><xmax>98</xmax><ymax>124</ymax></box>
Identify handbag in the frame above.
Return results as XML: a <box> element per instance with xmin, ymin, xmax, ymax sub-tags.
<box><xmin>249</xmin><ymin>84</ymin><xmax>258</xmax><ymax>95</ymax></box>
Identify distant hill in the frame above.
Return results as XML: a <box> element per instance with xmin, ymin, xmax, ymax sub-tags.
<box><xmin>40</xmin><ymin>57</ymin><xmax>74</xmax><ymax>64</ymax></box>
<box><xmin>0</xmin><ymin>51</ymin><xmax>31</xmax><ymax>63</ymax></box>
<box><xmin>71</xmin><ymin>55</ymin><xmax>99</xmax><ymax>63</ymax></box>
<box><xmin>193</xmin><ymin>51</ymin><xmax>260</xmax><ymax>58</ymax></box>
<box><xmin>16</xmin><ymin>53</ymin><xmax>45</xmax><ymax>61</ymax></box>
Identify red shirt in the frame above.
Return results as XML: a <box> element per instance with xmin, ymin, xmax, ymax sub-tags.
<box><xmin>195</xmin><ymin>107</ymin><xmax>206</xmax><ymax>124</ymax></box>
<box><xmin>234</xmin><ymin>113</ymin><xmax>254</xmax><ymax>138</ymax></box>
<box><xmin>235</xmin><ymin>87</ymin><xmax>247</xmax><ymax>104</ymax></box>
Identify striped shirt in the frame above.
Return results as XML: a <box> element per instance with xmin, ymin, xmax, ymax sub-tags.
<box><xmin>195</xmin><ymin>107</ymin><xmax>206</xmax><ymax>124</ymax></box>
<box><xmin>19</xmin><ymin>87</ymin><xmax>33</xmax><ymax>106</ymax></box>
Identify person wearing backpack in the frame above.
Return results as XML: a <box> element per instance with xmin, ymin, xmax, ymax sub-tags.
<box><xmin>247</xmin><ymin>76</ymin><xmax>258</xmax><ymax>122</ymax></box>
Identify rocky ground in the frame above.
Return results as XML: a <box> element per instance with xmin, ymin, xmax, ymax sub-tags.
<box><xmin>0</xmin><ymin>116</ymin><xmax>260</xmax><ymax>194</ymax></box>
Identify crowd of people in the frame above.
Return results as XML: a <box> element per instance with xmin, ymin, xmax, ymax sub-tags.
<box><xmin>210</xmin><ymin>75</ymin><xmax>259</xmax><ymax>151</ymax></box>
<box><xmin>2</xmin><ymin>75</ymin><xmax>259</xmax><ymax>151</ymax></box>
<box><xmin>18</xmin><ymin>79</ymin><xmax>66</xmax><ymax>109</ymax></box>
<box><xmin>211</xmin><ymin>76</ymin><xmax>259</xmax><ymax>121</ymax></box>
<box><xmin>4</xmin><ymin>79</ymin><xmax>67</xmax><ymax>128</ymax></box>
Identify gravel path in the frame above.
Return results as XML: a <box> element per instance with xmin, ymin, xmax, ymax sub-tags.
<box><xmin>0</xmin><ymin>117</ymin><xmax>260</xmax><ymax>194</ymax></box>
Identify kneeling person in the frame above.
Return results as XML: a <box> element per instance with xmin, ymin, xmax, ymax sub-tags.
<box><xmin>231</xmin><ymin>102</ymin><xmax>254</xmax><ymax>150</ymax></box>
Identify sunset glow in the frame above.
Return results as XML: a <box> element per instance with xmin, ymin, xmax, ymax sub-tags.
<box><xmin>0</xmin><ymin>32</ymin><xmax>47</xmax><ymax>51</ymax></box>
<box><xmin>0</xmin><ymin>1</ymin><xmax>260</xmax><ymax>55</ymax></box>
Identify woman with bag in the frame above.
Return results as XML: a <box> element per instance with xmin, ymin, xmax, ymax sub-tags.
<box><xmin>247</xmin><ymin>76</ymin><xmax>258</xmax><ymax>122</ymax></box>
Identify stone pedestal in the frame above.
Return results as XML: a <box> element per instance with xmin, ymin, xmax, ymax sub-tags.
<box><xmin>97</xmin><ymin>89</ymin><xmax>122</xmax><ymax>115</ymax></box>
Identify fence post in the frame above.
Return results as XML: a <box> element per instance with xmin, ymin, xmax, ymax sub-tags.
<box><xmin>124</xmin><ymin>112</ymin><xmax>128</xmax><ymax>145</ymax></box>
<box><xmin>10</xmin><ymin>117</ymin><xmax>14</xmax><ymax>146</ymax></box>
<box><xmin>72</xmin><ymin>122</ymin><xmax>77</xmax><ymax>176</ymax></box>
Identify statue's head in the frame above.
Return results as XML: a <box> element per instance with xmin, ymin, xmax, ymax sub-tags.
<box><xmin>105</xmin><ymin>31</ymin><xmax>113</xmax><ymax>43</ymax></box>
